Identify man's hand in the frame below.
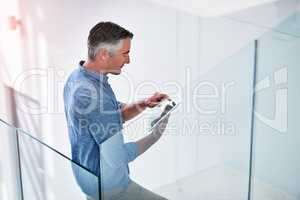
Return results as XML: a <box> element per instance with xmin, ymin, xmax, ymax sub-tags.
<box><xmin>144</xmin><ymin>92</ymin><xmax>169</xmax><ymax>108</ymax></box>
<box><xmin>121</xmin><ymin>92</ymin><xmax>168</xmax><ymax>122</ymax></box>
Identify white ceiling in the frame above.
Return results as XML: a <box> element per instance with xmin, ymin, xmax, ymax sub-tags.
<box><xmin>144</xmin><ymin>0</ymin><xmax>279</xmax><ymax>17</ymax></box>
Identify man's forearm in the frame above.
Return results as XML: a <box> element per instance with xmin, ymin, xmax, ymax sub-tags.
<box><xmin>136</xmin><ymin>132</ymin><xmax>161</xmax><ymax>156</ymax></box>
<box><xmin>121</xmin><ymin>100</ymin><xmax>147</xmax><ymax>121</ymax></box>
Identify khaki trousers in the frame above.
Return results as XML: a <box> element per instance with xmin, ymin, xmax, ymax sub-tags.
<box><xmin>87</xmin><ymin>181</ymin><xmax>168</xmax><ymax>200</ymax></box>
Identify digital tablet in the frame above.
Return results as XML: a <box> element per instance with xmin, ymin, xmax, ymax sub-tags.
<box><xmin>148</xmin><ymin>101</ymin><xmax>181</xmax><ymax>132</ymax></box>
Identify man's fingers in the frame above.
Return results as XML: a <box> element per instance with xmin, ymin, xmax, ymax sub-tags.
<box><xmin>145</xmin><ymin>92</ymin><xmax>169</xmax><ymax>108</ymax></box>
<box><xmin>152</xmin><ymin>93</ymin><xmax>168</xmax><ymax>102</ymax></box>
<box><xmin>157</xmin><ymin>93</ymin><xmax>168</xmax><ymax>101</ymax></box>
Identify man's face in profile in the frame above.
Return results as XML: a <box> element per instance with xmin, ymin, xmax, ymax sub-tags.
<box><xmin>107</xmin><ymin>38</ymin><xmax>131</xmax><ymax>75</ymax></box>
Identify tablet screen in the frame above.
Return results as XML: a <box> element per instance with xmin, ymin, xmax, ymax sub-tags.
<box><xmin>148</xmin><ymin>102</ymin><xmax>181</xmax><ymax>132</ymax></box>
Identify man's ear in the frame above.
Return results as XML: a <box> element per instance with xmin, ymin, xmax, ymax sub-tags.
<box><xmin>96</xmin><ymin>48</ymin><xmax>109</xmax><ymax>61</ymax></box>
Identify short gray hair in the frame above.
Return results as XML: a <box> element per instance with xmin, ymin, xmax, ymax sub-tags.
<box><xmin>88</xmin><ymin>40</ymin><xmax>123</xmax><ymax>59</ymax></box>
<box><xmin>87</xmin><ymin>22</ymin><xmax>133</xmax><ymax>61</ymax></box>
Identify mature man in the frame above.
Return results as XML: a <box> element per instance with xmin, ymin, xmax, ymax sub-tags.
<box><xmin>63</xmin><ymin>22</ymin><xmax>169</xmax><ymax>199</ymax></box>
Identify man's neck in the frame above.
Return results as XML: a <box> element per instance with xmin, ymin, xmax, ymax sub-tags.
<box><xmin>83</xmin><ymin>60</ymin><xmax>108</xmax><ymax>75</ymax></box>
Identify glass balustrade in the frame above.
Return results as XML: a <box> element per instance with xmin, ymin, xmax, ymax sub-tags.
<box><xmin>0</xmin><ymin>119</ymin><xmax>101</xmax><ymax>200</ymax></box>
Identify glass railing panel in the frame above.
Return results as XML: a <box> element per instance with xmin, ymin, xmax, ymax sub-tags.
<box><xmin>0</xmin><ymin>120</ymin><xmax>22</xmax><ymax>200</ymax></box>
<box><xmin>250</xmin><ymin>24</ymin><xmax>300</xmax><ymax>200</ymax></box>
<box><xmin>17</xmin><ymin>128</ymin><xmax>101</xmax><ymax>200</ymax></box>
<box><xmin>161</xmin><ymin>43</ymin><xmax>255</xmax><ymax>200</ymax></box>
<box><xmin>121</xmin><ymin>41</ymin><xmax>255</xmax><ymax>199</ymax></box>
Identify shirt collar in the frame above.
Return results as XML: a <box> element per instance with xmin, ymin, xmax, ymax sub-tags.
<box><xmin>79</xmin><ymin>60</ymin><xmax>109</xmax><ymax>83</ymax></box>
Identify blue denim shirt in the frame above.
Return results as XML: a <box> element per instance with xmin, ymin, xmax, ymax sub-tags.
<box><xmin>63</xmin><ymin>61</ymin><xmax>139</xmax><ymax>192</ymax></box>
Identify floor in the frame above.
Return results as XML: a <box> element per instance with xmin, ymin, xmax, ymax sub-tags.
<box><xmin>153</xmin><ymin>165</ymin><xmax>297</xmax><ymax>200</ymax></box>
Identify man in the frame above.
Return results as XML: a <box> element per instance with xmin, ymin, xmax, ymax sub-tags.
<box><xmin>63</xmin><ymin>22</ymin><xmax>169</xmax><ymax>199</ymax></box>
